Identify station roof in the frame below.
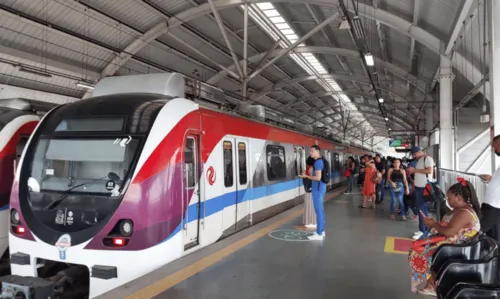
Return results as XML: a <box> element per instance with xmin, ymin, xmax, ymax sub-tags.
<box><xmin>0</xmin><ymin>0</ymin><xmax>487</xmax><ymax>150</ymax></box>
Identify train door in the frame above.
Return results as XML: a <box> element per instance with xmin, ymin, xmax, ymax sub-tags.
<box><xmin>235</xmin><ymin>139</ymin><xmax>250</xmax><ymax>230</ymax></box>
<box><xmin>294</xmin><ymin>146</ymin><xmax>305</xmax><ymax>197</ymax></box>
<box><xmin>333</xmin><ymin>152</ymin><xmax>340</xmax><ymax>180</ymax></box>
<box><xmin>183</xmin><ymin>134</ymin><xmax>201</xmax><ymax>250</ymax></box>
<box><xmin>324</xmin><ymin>150</ymin><xmax>331</xmax><ymax>185</ymax></box>
<box><xmin>221</xmin><ymin>140</ymin><xmax>236</xmax><ymax>232</ymax></box>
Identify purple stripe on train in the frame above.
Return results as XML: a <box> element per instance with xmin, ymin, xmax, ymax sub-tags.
<box><xmin>85</xmin><ymin>163</ymin><xmax>189</xmax><ymax>250</ymax></box>
<box><xmin>9</xmin><ymin>183</ymin><xmax>36</xmax><ymax>241</ymax></box>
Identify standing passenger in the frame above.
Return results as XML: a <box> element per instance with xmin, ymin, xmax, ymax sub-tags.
<box><xmin>303</xmin><ymin>156</ymin><xmax>317</xmax><ymax>229</ymax></box>
<box><xmin>344</xmin><ymin>157</ymin><xmax>356</xmax><ymax>194</ymax></box>
<box><xmin>360</xmin><ymin>160</ymin><xmax>377</xmax><ymax>208</ymax></box>
<box><xmin>478</xmin><ymin>135</ymin><xmax>500</xmax><ymax>241</ymax></box>
<box><xmin>407</xmin><ymin>147</ymin><xmax>435</xmax><ymax>240</ymax></box>
<box><xmin>387</xmin><ymin>159</ymin><xmax>410</xmax><ymax>220</ymax></box>
<box><xmin>374</xmin><ymin>155</ymin><xmax>386</xmax><ymax>204</ymax></box>
<box><xmin>299</xmin><ymin>145</ymin><xmax>326</xmax><ymax>240</ymax></box>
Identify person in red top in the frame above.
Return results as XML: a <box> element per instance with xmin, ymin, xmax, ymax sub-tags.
<box><xmin>302</xmin><ymin>157</ymin><xmax>316</xmax><ymax>228</ymax></box>
<box><xmin>359</xmin><ymin>160</ymin><xmax>377</xmax><ymax>208</ymax></box>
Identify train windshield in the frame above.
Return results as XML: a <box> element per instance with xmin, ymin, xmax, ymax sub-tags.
<box><xmin>27</xmin><ymin>137</ymin><xmax>139</xmax><ymax>196</ymax></box>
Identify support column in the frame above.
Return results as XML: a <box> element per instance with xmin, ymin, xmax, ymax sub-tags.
<box><xmin>437</xmin><ymin>55</ymin><xmax>455</xmax><ymax>170</ymax></box>
<box><xmin>425</xmin><ymin>106</ymin><xmax>433</xmax><ymax>133</ymax></box>
<box><xmin>489</xmin><ymin>0</ymin><xmax>500</xmax><ymax>171</ymax></box>
<box><xmin>424</xmin><ymin>105</ymin><xmax>433</xmax><ymax>147</ymax></box>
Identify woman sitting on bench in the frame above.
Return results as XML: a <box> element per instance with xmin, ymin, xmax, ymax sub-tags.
<box><xmin>408</xmin><ymin>179</ymin><xmax>481</xmax><ymax>296</ymax></box>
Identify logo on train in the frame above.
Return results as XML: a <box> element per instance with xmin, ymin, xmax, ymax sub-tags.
<box><xmin>55</xmin><ymin>234</ymin><xmax>71</xmax><ymax>260</ymax></box>
<box><xmin>207</xmin><ymin>166</ymin><xmax>216</xmax><ymax>186</ymax></box>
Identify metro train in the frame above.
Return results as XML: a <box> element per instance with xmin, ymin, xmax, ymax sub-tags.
<box><xmin>5</xmin><ymin>73</ymin><xmax>368</xmax><ymax>298</ymax></box>
<box><xmin>0</xmin><ymin>99</ymin><xmax>54</xmax><ymax>275</ymax></box>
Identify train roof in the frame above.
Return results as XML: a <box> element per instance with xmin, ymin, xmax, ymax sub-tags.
<box><xmin>0</xmin><ymin>98</ymin><xmax>57</xmax><ymax>113</ymax></box>
<box><xmin>84</xmin><ymin>73</ymin><xmax>369</xmax><ymax>153</ymax></box>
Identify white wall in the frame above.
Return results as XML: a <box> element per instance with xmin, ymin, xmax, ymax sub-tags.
<box><xmin>456</xmin><ymin>108</ymin><xmax>490</xmax><ymax>173</ymax></box>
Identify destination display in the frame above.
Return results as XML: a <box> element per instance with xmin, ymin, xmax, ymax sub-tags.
<box><xmin>389</xmin><ymin>139</ymin><xmax>411</xmax><ymax>148</ymax></box>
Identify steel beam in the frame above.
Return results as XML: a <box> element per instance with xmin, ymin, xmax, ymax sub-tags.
<box><xmin>74</xmin><ymin>0</ymin><xmax>481</xmax><ymax>91</ymax></box>
<box><xmin>166</xmin><ymin>33</ymin><xmax>240</xmax><ymax>79</ymax></box>
<box><xmin>209</xmin><ymin>47</ymin><xmax>428</xmax><ymax>94</ymax></box>
<box><xmin>454</xmin><ymin>73</ymin><xmax>489</xmax><ymax>111</ymax></box>
<box><xmin>247</xmin><ymin>11</ymin><xmax>340</xmax><ymax>81</ymax></box>
<box><xmin>466</xmin><ymin>143</ymin><xmax>490</xmax><ymax>172</ymax></box>
<box><xmin>457</xmin><ymin>127</ymin><xmax>490</xmax><ymax>154</ymax></box>
<box><xmin>207</xmin><ymin>0</ymin><xmax>243</xmax><ymax>78</ymax></box>
<box><xmin>444</xmin><ymin>0</ymin><xmax>476</xmax><ymax>56</ymax></box>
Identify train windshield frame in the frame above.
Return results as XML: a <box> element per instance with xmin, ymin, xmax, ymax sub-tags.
<box><xmin>26</xmin><ymin>136</ymin><xmax>140</xmax><ymax>198</ymax></box>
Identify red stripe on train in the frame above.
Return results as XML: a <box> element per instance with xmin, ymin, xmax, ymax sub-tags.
<box><xmin>133</xmin><ymin>109</ymin><xmax>368</xmax><ymax>184</ymax></box>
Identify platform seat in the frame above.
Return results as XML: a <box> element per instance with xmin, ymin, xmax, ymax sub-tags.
<box><xmin>444</xmin><ymin>283</ymin><xmax>500</xmax><ymax>299</ymax></box>
<box><xmin>432</xmin><ymin>235</ymin><xmax>498</xmax><ymax>279</ymax></box>
<box><xmin>436</xmin><ymin>255</ymin><xmax>500</xmax><ymax>299</ymax></box>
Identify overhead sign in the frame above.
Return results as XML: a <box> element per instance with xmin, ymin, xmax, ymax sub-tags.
<box><xmin>389</xmin><ymin>139</ymin><xmax>411</xmax><ymax>148</ymax></box>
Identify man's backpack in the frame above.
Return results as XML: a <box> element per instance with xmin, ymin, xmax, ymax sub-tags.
<box><xmin>315</xmin><ymin>157</ymin><xmax>330</xmax><ymax>184</ymax></box>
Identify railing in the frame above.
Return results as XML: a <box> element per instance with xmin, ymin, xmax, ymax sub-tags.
<box><xmin>438</xmin><ymin>168</ymin><xmax>487</xmax><ymax>204</ymax></box>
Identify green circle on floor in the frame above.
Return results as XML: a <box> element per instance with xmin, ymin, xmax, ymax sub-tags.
<box><xmin>268</xmin><ymin>229</ymin><xmax>314</xmax><ymax>241</ymax></box>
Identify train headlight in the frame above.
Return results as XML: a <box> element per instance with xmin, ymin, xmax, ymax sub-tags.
<box><xmin>119</xmin><ymin>219</ymin><xmax>133</xmax><ymax>237</ymax></box>
<box><xmin>10</xmin><ymin>209</ymin><xmax>20</xmax><ymax>225</ymax></box>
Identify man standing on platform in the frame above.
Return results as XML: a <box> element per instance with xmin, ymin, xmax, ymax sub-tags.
<box><xmin>407</xmin><ymin>147</ymin><xmax>434</xmax><ymax>240</ymax></box>
<box><xmin>478</xmin><ymin>135</ymin><xmax>500</xmax><ymax>241</ymax></box>
<box><xmin>299</xmin><ymin>145</ymin><xmax>326</xmax><ymax>240</ymax></box>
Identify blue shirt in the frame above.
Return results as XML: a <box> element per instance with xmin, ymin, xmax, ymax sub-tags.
<box><xmin>312</xmin><ymin>159</ymin><xmax>327</xmax><ymax>194</ymax></box>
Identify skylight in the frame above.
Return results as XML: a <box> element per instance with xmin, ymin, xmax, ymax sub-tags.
<box><xmin>244</xmin><ymin>3</ymin><xmax>374</xmax><ymax>135</ymax></box>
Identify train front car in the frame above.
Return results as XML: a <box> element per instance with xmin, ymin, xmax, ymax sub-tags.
<box><xmin>0</xmin><ymin>99</ymin><xmax>42</xmax><ymax>272</ymax></box>
<box><xmin>7</xmin><ymin>74</ymin><xmax>194</xmax><ymax>298</ymax></box>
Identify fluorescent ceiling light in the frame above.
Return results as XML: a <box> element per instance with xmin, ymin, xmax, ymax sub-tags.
<box><xmin>76</xmin><ymin>82</ymin><xmax>95</xmax><ymax>89</ymax></box>
<box><xmin>269</xmin><ymin>16</ymin><xmax>285</xmax><ymax>23</ymax></box>
<box><xmin>281</xmin><ymin>29</ymin><xmax>294</xmax><ymax>35</ymax></box>
<box><xmin>275</xmin><ymin>23</ymin><xmax>290</xmax><ymax>30</ymax></box>
<box><xmin>364</xmin><ymin>53</ymin><xmax>374</xmax><ymax>66</ymax></box>
<box><xmin>263</xmin><ymin>9</ymin><xmax>280</xmax><ymax>17</ymax></box>
<box><xmin>378</xmin><ymin>98</ymin><xmax>384</xmax><ymax>103</ymax></box>
<box><xmin>256</xmin><ymin>3</ymin><xmax>274</xmax><ymax>10</ymax></box>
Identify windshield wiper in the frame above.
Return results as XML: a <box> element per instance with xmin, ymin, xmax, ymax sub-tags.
<box><xmin>45</xmin><ymin>172</ymin><xmax>119</xmax><ymax>211</ymax></box>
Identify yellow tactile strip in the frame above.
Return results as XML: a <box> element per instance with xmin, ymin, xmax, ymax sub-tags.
<box><xmin>126</xmin><ymin>189</ymin><xmax>343</xmax><ymax>299</ymax></box>
<box><xmin>126</xmin><ymin>208</ymin><xmax>304</xmax><ymax>299</ymax></box>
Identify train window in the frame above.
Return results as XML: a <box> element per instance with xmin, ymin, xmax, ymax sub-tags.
<box><xmin>223</xmin><ymin>141</ymin><xmax>233</xmax><ymax>187</ymax></box>
<box><xmin>294</xmin><ymin>147</ymin><xmax>304</xmax><ymax>176</ymax></box>
<box><xmin>294</xmin><ymin>148</ymin><xmax>298</xmax><ymax>176</ymax></box>
<box><xmin>16</xmin><ymin>136</ymin><xmax>29</xmax><ymax>159</ymax></box>
<box><xmin>266</xmin><ymin>145</ymin><xmax>286</xmax><ymax>181</ymax></box>
<box><xmin>185</xmin><ymin>137</ymin><xmax>196</xmax><ymax>188</ymax></box>
<box><xmin>238</xmin><ymin>142</ymin><xmax>247</xmax><ymax>185</ymax></box>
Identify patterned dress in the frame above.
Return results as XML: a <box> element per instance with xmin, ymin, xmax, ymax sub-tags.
<box><xmin>408</xmin><ymin>209</ymin><xmax>481</xmax><ymax>292</ymax></box>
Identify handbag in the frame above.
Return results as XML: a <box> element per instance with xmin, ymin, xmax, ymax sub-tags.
<box><xmin>372</xmin><ymin>172</ymin><xmax>382</xmax><ymax>184</ymax></box>
<box><xmin>344</xmin><ymin>169</ymin><xmax>351</xmax><ymax>177</ymax></box>
<box><xmin>393</xmin><ymin>182</ymin><xmax>403</xmax><ymax>193</ymax></box>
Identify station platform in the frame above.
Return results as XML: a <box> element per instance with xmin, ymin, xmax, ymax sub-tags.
<box><xmin>99</xmin><ymin>188</ymin><xmax>422</xmax><ymax>299</ymax></box>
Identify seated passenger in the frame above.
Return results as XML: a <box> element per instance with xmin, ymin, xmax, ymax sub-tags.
<box><xmin>408</xmin><ymin>179</ymin><xmax>481</xmax><ymax>296</ymax></box>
